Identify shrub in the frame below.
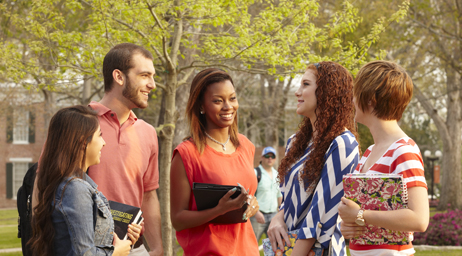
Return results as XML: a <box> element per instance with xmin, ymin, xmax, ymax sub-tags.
<box><xmin>413</xmin><ymin>208</ymin><xmax>462</xmax><ymax>246</ymax></box>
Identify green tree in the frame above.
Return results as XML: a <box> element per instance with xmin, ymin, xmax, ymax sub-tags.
<box><xmin>0</xmin><ymin>0</ymin><xmax>410</xmax><ymax>253</ymax></box>
<box><xmin>394</xmin><ymin>0</ymin><xmax>462</xmax><ymax>210</ymax></box>
<box><xmin>325</xmin><ymin>0</ymin><xmax>458</xmax><ymax>210</ymax></box>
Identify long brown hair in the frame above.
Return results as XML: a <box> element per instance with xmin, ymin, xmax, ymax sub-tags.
<box><xmin>29</xmin><ymin>105</ymin><xmax>99</xmax><ymax>256</ymax></box>
<box><xmin>278</xmin><ymin>62</ymin><xmax>358</xmax><ymax>189</ymax></box>
<box><xmin>185</xmin><ymin>68</ymin><xmax>240</xmax><ymax>153</ymax></box>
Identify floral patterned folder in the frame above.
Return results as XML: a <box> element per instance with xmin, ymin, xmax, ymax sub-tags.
<box><xmin>262</xmin><ymin>230</ymin><xmax>298</xmax><ymax>256</ymax></box>
<box><xmin>343</xmin><ymin>174</ymin><xmax>412</xmax><ymax>246</ymax></box>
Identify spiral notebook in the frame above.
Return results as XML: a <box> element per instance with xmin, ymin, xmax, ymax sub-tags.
<box><xmin>343</xmin><ymin>174</ymin><xmax>412</xmax><ymax>245</ymax></box>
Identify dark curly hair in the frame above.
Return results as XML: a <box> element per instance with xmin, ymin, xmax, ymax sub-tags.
<box><xmin>277</xmin><ymin>61</ymin><xmax>359</xmax><ymax>190</ymax></box>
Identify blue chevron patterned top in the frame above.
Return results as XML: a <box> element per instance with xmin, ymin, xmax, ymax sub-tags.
<box><xmin>280</xmin><ymin>130</ymin><xmax>359</xmax><ymax>254</ymax></box>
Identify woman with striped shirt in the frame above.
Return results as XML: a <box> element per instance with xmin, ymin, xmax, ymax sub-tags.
<box><xmin>267</xmin><ymin>62</ymin><xmax>360</xmax><ymax>256</ymax></box>
<box><xmin>338</xmin><ymin>61</ymin><xmax>429</xmax><ymax>256</ymax></box>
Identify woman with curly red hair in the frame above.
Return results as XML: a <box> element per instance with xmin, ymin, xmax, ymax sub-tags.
<box><xmin>267</xmin><ymin>62</ymin><xmax>360</xmax><ymax>256</ymax></box>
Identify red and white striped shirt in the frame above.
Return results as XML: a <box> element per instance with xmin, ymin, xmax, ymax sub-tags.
<box><xmin>349</xmin><ymin>137</ymin><xmax>427</xmax><ymax>256</ymax></box>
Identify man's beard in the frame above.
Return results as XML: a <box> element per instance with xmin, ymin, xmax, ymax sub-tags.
<box><xmin>122</xmin><ymin>78</ymin><xmax>148</xmax><ymax>109</ymax></box>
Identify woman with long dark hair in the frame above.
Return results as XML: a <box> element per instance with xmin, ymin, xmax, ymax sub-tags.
<box><xmin>170</xmin><ymin>68</ymin><xmax>260</xmax><ymax>255</ymax></box>
<box><xmin>30</xmin><ymin>105</ymin><xmax>141</xmax><ymax>256</ymax></box>
<box><xmin>267</xmin><ymin>62</ymin><xmax>360</xmax><ymax>255</ymax></box>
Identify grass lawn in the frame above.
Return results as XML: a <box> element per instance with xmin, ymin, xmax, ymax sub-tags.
<box><xmin>2</xmin><ymin>208</ymin><xmax>461</xmax><ymax>256</ymax></box>
<box><xmin>0</xmin><ymin>209</ymin><xmax>21</xmax><ymax>250</ymax></box>
<box><xmin>429</xmin><ymin>207</ymin><xmax>445</xmax><ymax>217</ymax></box>
<box><xmin>0</xmin><ymin>253</ymin><xmax>22</xmax><ymax>256</ymax></box>
<box><xmin>0</xmin><ymin>209</ymin><xmax>19</xmax><ymax>226</ymax></box>
<box><xmin>415</xmin><ymin>249</ymin><xmax>462</xmax><ymax>255</ymax></box>
<box><xmin>0</xmin><ymin>226</ymin><xmax>21</xmax><ymax>250</ymax></box>
<box><xmin>257</xmin><ymin>247</ymin><xmax>462</xmax><ymax>256</ymax></box>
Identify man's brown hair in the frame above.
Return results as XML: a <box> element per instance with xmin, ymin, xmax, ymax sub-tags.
<box><xmin>103</xmin><ymin>43</ymin><xmax>153</xmax><ymax>92</ymax></box>
<box><xmin>354</xmin><ymin>60</ymin><xmax>413</xmax><ymax>121</ymax></box>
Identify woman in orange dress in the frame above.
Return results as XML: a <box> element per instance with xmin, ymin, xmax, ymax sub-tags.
<box><xmin>170</xmin><ymin>68</ymin><xmax>260</xmax><ymax>255</ymax></box>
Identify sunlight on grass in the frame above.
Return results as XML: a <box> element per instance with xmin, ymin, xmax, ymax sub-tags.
<box><xmin>0</xmin><ymin>209</ymin><xmax>21</xmax><ymax>250</ymax></box>
<box><xmin>2</xmin><ymin>208</ymin><xmax>461</xmax><ymax>256</ymax></box>
<box><xmin>0</xmin><ymin>252</ymin><xmax>22</xmax><ymax>256</ymax></box>
<box><xmin>0</xmin><ymin>226</ymin><xmax>21</xmax><ymax>249</ymax></box>
<box><xmin>0</xmin><ymin>209</ymin><xmax>19</xmax><ymax>226</ymax></box>
<box><xmin>429</xmin><ymin>207</ymin><xmax>446</xmax><ymax>217</ymax></box>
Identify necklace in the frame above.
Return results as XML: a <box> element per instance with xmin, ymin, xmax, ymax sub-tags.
<box><xmin>204</xmin><ymin>132</ymin><xmax>230</xmax><ymax>151</ymax></box>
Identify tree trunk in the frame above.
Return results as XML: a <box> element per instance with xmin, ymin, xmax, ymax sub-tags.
<box><xmin>158</xmin><ymin>3</ymin><xmax>183</xmax><ymax>253</ymax></box>
<box><xmin>262</xmin><ymin>75</ymin><xmax>293</xmax><ymax>163</ymax></box>
<box><xmin>413</xmin><ymin>67</ymin><xmax>462</xmax><ymax>210</ymax></box>
<box><xmin>41</xmin><ymin>88</ymin><xmax>55</xmax><ymax>130</ymax></box>
<box><xmin>157</xmin><ymin>72</ymin><xmax>177</xmax><ymax>256</ymax></box>
<box><xmin>438</xmin><ymin>68</ymin><xmax>462</xmax><ymax>210</ymax></box>
<box><xmin>82</xmin><ymin>76</ymin><xmax>92</xmax><ymax>104</ymax></box>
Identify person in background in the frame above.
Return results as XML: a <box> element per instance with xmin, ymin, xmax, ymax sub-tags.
<box><xmin>338</xmin><ymin>60</ymin><xmax>429</xmax><ymax>256</ymax></box>
<box><xmin>267</xmin><ymin>62</ymin><xmax>360</xmax><ymax>256</ymax></box>
<box><xmin>250</xmin><ymin>146</ymin><xmax>283</xmax><ymax>243</ymax></box>
<box><xmin>30</xmin><ymin>105</ymin><xmax>141</xmax><ymax>256</ymax></box>
<box><xmin>170</xmin><ymin>68</ymin><xmax>260</xmax><ymax>255</ymax></box>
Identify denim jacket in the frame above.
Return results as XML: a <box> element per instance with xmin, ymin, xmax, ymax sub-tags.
<box><xmin>52</xmin><ymin>174</ymin><xmax>114</xmax><ymax>255</ymax></box>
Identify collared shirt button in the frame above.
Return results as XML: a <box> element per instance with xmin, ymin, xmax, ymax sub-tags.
<box><xmin>318</xmin><ymin>223</ymin><xmax>322</xmax><ymax>228</ymax></box>
<box><xmin>111</xmin><ymin>114</ymin><xmax>114</xmax><ymax>117</ymax></box>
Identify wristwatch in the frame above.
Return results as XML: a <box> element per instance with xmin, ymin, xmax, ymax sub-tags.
<box><xmin>355</xmin><ymin>209</ymin><xmax>366</xmax><ymax>226</ymax></box>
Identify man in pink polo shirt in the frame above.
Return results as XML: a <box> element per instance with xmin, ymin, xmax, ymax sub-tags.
<box><xmin>87</xmin><ymin>43</ymin><xmax>162</xmax><ymax>256</ymax></box>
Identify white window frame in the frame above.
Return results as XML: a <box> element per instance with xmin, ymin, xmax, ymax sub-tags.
<box><xmin>12</xmin><ymin>109</ymin><xmax>29</xmax><ymax>145</ymax></box>
<box><xmin>9</xmin><ymin>158</ymin><xmax>33</xmax><ymax>200</ymax></box>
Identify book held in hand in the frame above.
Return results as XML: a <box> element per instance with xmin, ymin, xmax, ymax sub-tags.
<box><xmin>262</xmin><ymin>230</ymin><xmax>299</xmax><ymax>256</ymax></box>
<box><xmin>343</xmin><ymin>173</ymin><xmax>411</xmax><ymax>245</ymax></box>
<box><xmin>192</xmin><ymin>182</ymin><xmax>247</xmax><ymax>224</ymax></box>
<box><xmin>109</xmin><ymin>200</ymin><xmax>143</xmax><ymax>240</ymax></box>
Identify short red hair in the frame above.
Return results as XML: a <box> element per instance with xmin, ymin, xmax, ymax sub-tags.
<box><xmin>354</xmin><ymin>60</ymin><xmax>413</xmax><ymax>121</ymax></box>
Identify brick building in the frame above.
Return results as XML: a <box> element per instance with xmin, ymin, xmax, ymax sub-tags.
<box><xmin>0</xmin><ymin>90</ymin><xmax>46</xmax><ymax>208</ymax></box>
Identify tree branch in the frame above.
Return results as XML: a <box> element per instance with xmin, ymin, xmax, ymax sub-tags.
<box><xmin>170</xmin><ymin>1</ymin><xmax>183</xmax><ymax>69</ymax></box>
<box><xmin>412</xmin><ymin>82</ymin><xmax>450</xmax><ymax>145</ymax></box>
<box><xmin>79</xmin><ymin>0</ymin><xmax>167</xmax><ymax>67</ymax></box>
<box><xmin>155</xmin><ymin>82</ymin><xmax>166</xmax><ymax>90</ymax></box>
<box><xmin>146</xmin><ymin>1</ymin><xmax>166</xmax><ymax>30</ymax></box>
<box><xmin>411</xmin><ymin>18</ymin><xmax>462</xmax><ymax>42</ymax></box>
<box><xmin>176</xmin><ymin>68</ymin><xmax>195</xmax><ymax>88</ymax></box>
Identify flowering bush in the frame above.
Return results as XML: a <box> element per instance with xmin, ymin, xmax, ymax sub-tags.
<box><xmin>413</xmin><ymin>208</ymin><xmax>462</xmax><ymax>246</ymax></box>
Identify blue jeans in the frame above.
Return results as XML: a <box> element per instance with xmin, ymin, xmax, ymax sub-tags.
<box><xmin>250</xmin><ymin>212</ymin><xmax>277</xmax><ymax>242</ymax></box>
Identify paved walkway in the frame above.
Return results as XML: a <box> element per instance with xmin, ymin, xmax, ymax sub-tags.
<box><xmin>414</xmin><ymin>245</ymin><xmax>462</xmax><ymax>250</ymax></box>
<box><xmin>0</xmin><ymin>248</ymin><xmax>21</xmax><ymax>253</ymax></box>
